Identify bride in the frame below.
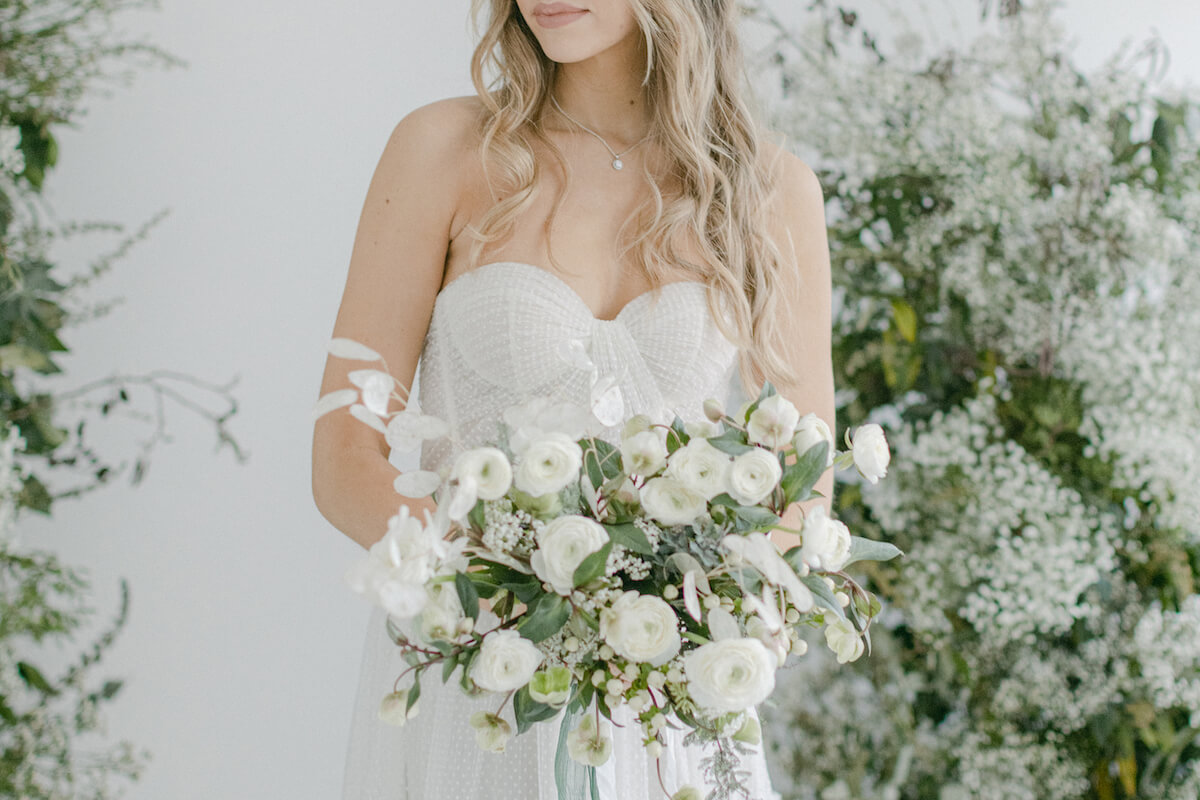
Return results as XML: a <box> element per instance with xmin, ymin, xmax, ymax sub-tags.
<box><xmin>311</xmin><ymin>0</ymin><xmax>834</xmax><ymax>797</ymax></box>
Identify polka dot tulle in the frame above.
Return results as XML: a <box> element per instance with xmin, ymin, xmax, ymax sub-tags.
<box><xmin>340</xmin><ymin>261</ymin><xmax>781</xmax><ymax>800</ymax></box>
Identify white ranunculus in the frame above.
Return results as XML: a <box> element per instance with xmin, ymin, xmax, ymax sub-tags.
<box><xmin>514</xmin><ymin>432</ymin><xmax>583</xmax><ymax>497</ymax></box>
<box><xmin>377</xmin><ymin>689</ymin><xmax>419</xmax><ymax>725</ymax></box>
<box><xmin>385</xmin><ymin>408</ymin><xmax>450</xmax><ymax>452</ymax></box>
<box><xmin>720</xmin><ymin>532</ymin><xmax>814</xmax><ymax>613</ymax></box>
<box><xmin>683</xmin><ymin>637</ymin><xmax>777</xmax><ymax>715</ymax></box>
<box><xmin>452</xmin><ymin>447</ymin><xmax>513</xmax><ymax>500</ymax></box>
<box><xmin>620</xmin><ymin>429</ymin><xmax>668</xmax><ymax>477</ymax></box>
<box><xmin>470</xmin><ymin>629</ymin><xmax>544</xmax><ymax>693</ymax></box>
<box><xmin>797</xmin><ymin>505</ymin><xmax>852</xmax><ymax>572</ymax></box>
<box><xmin>666</xmin><ymin>438</ymin><xmax>731</xmax><ymax>500</ymax></box>
<box><xmin>417</xmin><ymin>581</ymin><xmax>465</xmax><ymax>644</ymax></box>
<box><xmin>530</xmin><ymin>515</ymin><xmax>610</xmax><ymax>595</ymax></box>
<box><xmin>566</xmin><ymin>714</ymin><xmax>613</xmax><ymax>767</ymax></box>
<box><xmin>503</xmin><ymin>397</ymin><xmax>595</xmax><ymax>456</ymax></box>
<box><xmin>469</xmin><ymin>711</ymin><xmax>513</xmax><ymax>753</ymax></box>
<box><xmin>344</xmin><ymin>505</ymin><xmax>454</xmax><ymax>619</ymax></box>
<box><xmin>850</xmin><ymin>423</ymin><xmax>890</xmax><ymax>484</ymax></box>
<box><xmin>599</xmin><ymin>590</ymin><xmax>682</xmax><ymax>666</ymax></box>
<box><xmin>684</xmin><ymin>419</ymin><xmax>719</xmax><ymax>439</ymax></box>
<box><xmin>640</xmin><ymin>477</ymin><xmax>707</xmax><ymax>527</ymax></box>
<box><xmin>727</xmin><ymin>448</ymin><xmax>783</xmax><ymax>506</ymax></box>
<box><xmin>792</xmin><ymin>412</ymin><xmax>835</xmax><ymax>467</ymax></box>
<box><xmin>746</xmin><ymin>394</ymin><xmax>801</xmax><ymax>449</ymax></box>
<box><xmin>824</xmin><ymin>617</ymin><xmax>865</xmax><ymax>663</ymax></box>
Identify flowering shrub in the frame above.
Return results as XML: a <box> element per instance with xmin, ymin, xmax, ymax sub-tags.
<box><xmin>748</xmin><ymin>1</ymin><xmax>1200</xmax><ymax>797</ymax></box>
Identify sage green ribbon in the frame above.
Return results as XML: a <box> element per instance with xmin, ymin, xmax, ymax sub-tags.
<box><xmin>554</xmin><ymin>703</ymin><xmax>599</xmax><ymax>800</ymax></box>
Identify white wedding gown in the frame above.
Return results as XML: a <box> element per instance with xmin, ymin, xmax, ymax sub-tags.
<box><xmin>340</xmin><ymin>260</ymin><xmax>782</xmax><ymax>800</ymax></box>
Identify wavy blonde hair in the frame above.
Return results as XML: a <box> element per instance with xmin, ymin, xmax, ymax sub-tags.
<box><xmin>465</xmin><ymin>0</ymin><xmax>798</xmax><ymax>394</ymax></box>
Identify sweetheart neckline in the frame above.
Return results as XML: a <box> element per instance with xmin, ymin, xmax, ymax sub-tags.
<box><xmin>432</xmin><ymin>260</ymin><xmax>707</xmax><ymax>323</ymax></box>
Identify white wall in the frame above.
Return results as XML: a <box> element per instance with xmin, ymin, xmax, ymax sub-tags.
<box><xmin>25</xmin><ymin>1</ymin><xmax>1200</xmax><ymax>798</ymax></box>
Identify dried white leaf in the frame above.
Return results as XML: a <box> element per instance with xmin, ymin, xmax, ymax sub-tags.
<box><xmin>312</xmin><ymin>389</ymin><xmax>359</xmax><ymax>422</ymax></box>
<box><xmin>349</xmin><ymin>403</ymin><xmax>387</xmax><ymax>434</ymax></box>
<box><xmin>328</xmin><ymin>337</ymin><xmax>382</xmax><ymax>362</ymax></box>
<box><xmin>393</xmin><ymin>470</ymin><xmax>442</xmax><ymax>498</ymax></box>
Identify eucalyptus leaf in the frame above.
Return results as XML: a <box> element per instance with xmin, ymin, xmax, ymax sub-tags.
<box><xmin>454</xmin><ymin>572</ymin><xmax>480</xmax><ymax>620</ymax></box>
<box><xmin>842</xmin><ymin>536</ymin><xmax>904</xmax><ymax>569</ymax></box>
<box><xmin>801</xmin><ymin>574</ymin><xmax>846</xmax><ymax>620</ymax></box>
<box><xmin>605</xmin><ymin>522</ymin><xmax>654</xmax><ymax>555</ymax></box>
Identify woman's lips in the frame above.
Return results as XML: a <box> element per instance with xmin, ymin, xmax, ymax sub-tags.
<box><xmin>532</xmin><ymin>4</ymin><xmax>588</xmax><ymax>29</ymax></box>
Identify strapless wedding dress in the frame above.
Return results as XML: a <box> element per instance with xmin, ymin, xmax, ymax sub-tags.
<box><xmin>340</xmin><ymin>261</ymin><xmax>782</xmax><ymax>800</ymax></box>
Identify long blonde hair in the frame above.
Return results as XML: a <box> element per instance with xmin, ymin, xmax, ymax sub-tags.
<box><xmin>465</xmin><ymin>0</ymin><xmax>798</xmax><ymax>394</ymax></box>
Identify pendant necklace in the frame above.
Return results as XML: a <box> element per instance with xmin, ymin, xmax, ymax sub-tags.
<box><xmin>549</xmin><ymin>93</ymin><xmax>650</xmax><ymax>171</ymax></box>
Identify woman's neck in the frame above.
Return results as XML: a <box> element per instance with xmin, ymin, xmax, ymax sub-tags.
<box><xmin>546</xmin><ymin>36</ymin><xmax>651</xmax><ymax>146</ymax></box>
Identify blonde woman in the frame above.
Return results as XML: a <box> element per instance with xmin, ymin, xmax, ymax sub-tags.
<box><xmin>312</xmin><ymin>0</ymin><xmax>834</xmax><ymax>797</ymax></box>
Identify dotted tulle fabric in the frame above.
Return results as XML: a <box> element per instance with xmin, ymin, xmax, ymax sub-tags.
<box><xmin>340</xmin><ymin>261</ymin><xmax>782</xmax><ymax>800</ymax></box>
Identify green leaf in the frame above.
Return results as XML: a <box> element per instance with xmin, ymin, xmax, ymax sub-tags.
<box><xmin>667</xmin><ymin>417</ymin><xmax>689</xmax><ymax>453</ymax></box>
<box><xmin>890</xmin><ymin>297</ymin><xmax>918</xmax><ymax>343</ymax></box>
<box><xmin>517</xmin><ymin>594</ymin><xmax>571</xmax><ymax>642</ymax></box>
<box><xmin>17</xmin><ymin>661</ymin><xmax>58</xmax><ymax>695</ymax></box>
<box><xmin>455</xmin><ymin>572</ymin><xmax>480</xmax><ymax>620</ymax></box>
<box><xmin>842</xmin><ymin>536</ymin><xmax>903</xmax><ymax>569</ymax></box>
<box><xmin>709</xmin><ymin>494</ymin><xmax>780</xmax><ymax>529</ymax></box>
<box><xmin>605</xmin><ymin>522</ymin><xmax>654</xmax><ymax>555</ymax></box>
<box><xmin>706</xmin><ymin>429</ymin><xmax>755</xmax><ymax>456</ymax></box>
<box><xmin>780</xmin><ymin>442</ymin><xmax>829</xmax><ymax>506</ymax></box>
<box><xmin>406</xmin><ymin>675</ymin><xmax>422</xmax><ymax>712</ymax></box>
<box><xmin>442</xmin><ymin>653</ymin><xmax>460</xmax><ymax>682</ymax></box>
<box><xmin>583</xmin><ymin>439</ymin><xmax>622</xmax><ymax>489</ymax></box>
<box><xmin>801</xmin><ymin>575</ymin><xmax>846</xmax><ymax>620</ymax></box>
<box><xmin>467</xmin><ymin>500</ymin><xmax>486</xmax><ymax>531</ymax></box>
<box><xmin>573</xmin><ymin>541</ymin><xmax>613</xmax><ymax>587</ymax></box>
<box><xmin>513</xmin><ymin>686</ymin><xmax>561</xmax><ymax>734</ymax></box>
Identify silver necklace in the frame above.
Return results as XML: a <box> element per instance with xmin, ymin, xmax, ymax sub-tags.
<box><xmin>549</xmin><ymin>93</ymin><xmax>650</xmax><ymax>171</ymax></box>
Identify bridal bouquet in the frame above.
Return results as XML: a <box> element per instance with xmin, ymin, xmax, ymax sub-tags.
<box><xmin>316</xmin><ymin>337</ymin><xmax>902</xmax><ymax>800</ymax></box>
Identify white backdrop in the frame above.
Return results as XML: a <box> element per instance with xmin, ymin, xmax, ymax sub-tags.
<box><xmin>23</xmin><ymin>2</ymin><xmax>1199</xmax><ymax>798</ymax></box>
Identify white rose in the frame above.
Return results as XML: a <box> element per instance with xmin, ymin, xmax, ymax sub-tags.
<box><xmin>851</xmin><ymin>423</ymin><xmax>890</xmax><ymax>484</ymax></box>
<box><xmin>720</xmin><ymin>532</ymin><xmax>814</xmax><ymax>613</ymax></box>
<box><xmin>798</xmin><ymin>506</ymin><xmax>852</xmax><ymax>572</ymax></box>
<box><xmin>599</xmin><ymin>590</ymin><xmax>682</xmax><ymax>666</ymax></box>
<box><xmin>377</xmin><ymin>689</ymin><xmax>419</xmax><ymax>725</ymax></box>
<box><xmin>470</xmin><ymin>629</ymin><xmax>544</xmax><ymax>692</ymax></box>
<box><xmin>566</xmin><ymin>713</ymin><xmax>613</xmax><ymax>767</ymax></box>
<box><xmin>683</xmin><ymin>637</ymin><xmax>777</xmax><ymax>714</ymax></box>
<box><xmin>640</xmin><ymin>477</ymin><xmax>707</xmax><ymax>527</ymax></box>
<box><xmin>417</xmin><ymin>581</ymin><xmax>465</xmax><ymax>644</ymax></box>
<box><xmin>469</xmin><ymin>711</ymin><xmax>513</xmax><ymax>752</ymax></box>
<box><xmin>620</xmin><ymin>429</ymin><xmax>668</xmax><ymax>476</ymax></box>
<box><xmin>792</xmin><ymin>412</ymin><xmax>835</xmax><ymax>467</ymax></box>
<box><xmin>726</xmin><ymin>448</ymin><xmax>783</xmax><ymax>506</ymax></box>
<box><xmin>530</xmin><ymin>515</ymin><xmax>610</xmax><ymax>595</ymax></box>
<box><xmin>514</xmin><ymin>432</ymin><xmax>583</xmax><ymax>497</ymax></box>
<box><xmin>824</xmin><ymin>617</ymin><xmax>865</xmax><ymax>663</ymax></box>
<box><xmin>746</xmin><ymin>394</ymin><xmax>800</xmax><ymax>449</ymax></box>
<box><xmin>452</xmin><ymin>447</ymin><xmax>513</xmax><ymax>500</ymax></box>
<box><xmin>665</xmin><ymin>438</ymin><xmax>731</xmax><ymax>500</ymax></box>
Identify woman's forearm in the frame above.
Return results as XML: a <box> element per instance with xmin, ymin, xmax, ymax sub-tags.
<box><xmin>313</xmin><ymin>446</ymin><xmax>437</xmax><ymax>551</ymax></box>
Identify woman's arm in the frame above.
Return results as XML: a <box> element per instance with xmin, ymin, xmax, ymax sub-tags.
<box><xmin>760</xmin><ymin>144</ymin><xmax>836</xmax><ymax>552</ymax></box>
<box><xmin>311</xmin><ymin>97</ymin><xmax>476</xmax><ymax>551</ymax></box>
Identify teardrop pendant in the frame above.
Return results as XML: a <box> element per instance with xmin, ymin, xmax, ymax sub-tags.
<box><xmin>612</xmin><ymin>158</ymin><xmax>624</xmax><ymax>171</ymax></box>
